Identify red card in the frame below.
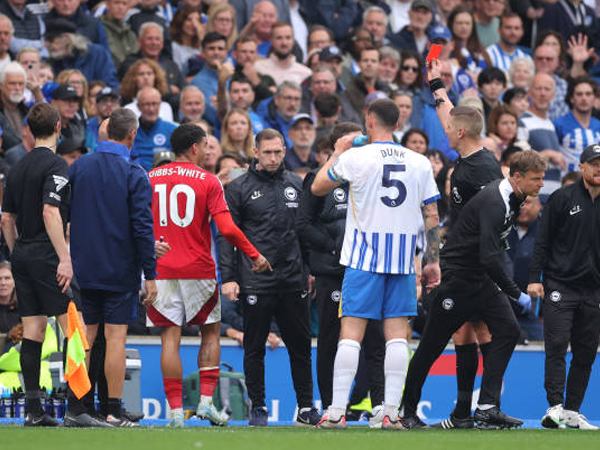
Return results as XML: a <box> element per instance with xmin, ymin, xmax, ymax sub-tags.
<box><xmin>426</xmin><ymin>44</ymin><xmax>443</xmax><ymax>62</ymax></box>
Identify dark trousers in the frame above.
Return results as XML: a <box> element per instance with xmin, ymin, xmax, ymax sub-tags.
<box><xmin>543</xmin><ymin>279</ymin><xmax>600</xmax><ymax>411</ymax></box>
<box><xmin>242</xmin><ymin>291</ymin><xmax>313</xmax><ymax>409</ymax></box>
<box><xmin>403</xmin><ymin>271</ymin><xmax>520</xmax><ymax>416</ymax></box>
<box><xmin>316</xmin><ymin>275</ymin><xmax>385</xmax><ymax>410</ymax></box>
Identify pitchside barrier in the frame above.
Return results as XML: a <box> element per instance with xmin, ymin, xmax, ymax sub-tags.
<box><xmin>126</xmin><ymin>337</ymin><xmax>600</xmax><ymax>423</ymax></box>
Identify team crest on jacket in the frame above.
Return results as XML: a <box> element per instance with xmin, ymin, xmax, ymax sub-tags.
<box><xmin>331</xmin><ymin>290</ymin><xmax>341</xmax><ymax>302</ymax></box>
<box><xmin>550</xmin><ymin>291</ymin><xmax>561</xmax><ymax>302</ymax></box>
<box><xmin>247</xmin><ymin>295</ymin><xmax>258</xmax><ymax>305</ymax></box>
<box><xmin>333</xmin><ymin>188</ymin><xmax>346</xmax><ymax>203</ymax></box>
<box><xmin>153</xmin><ymin>133</ymin><xmax>166</xmax><ymax>146</ymax></box>
<box><xmin>442</xmin><ymin>298</ymin><xmax>454</xmax><ymax>310</ymax></box>
<box><xmin>284</xmin><ymin>187</ymin><xmax>297</xmax><ymax>201</ymax></box>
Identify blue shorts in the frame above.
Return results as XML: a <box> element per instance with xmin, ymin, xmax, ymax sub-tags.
<box><xmin>81</xmin><ymin>289</ymin><xmax>139</xmax><ymax>325</ymax></box>
<box><xmin>341</xmin><ymin>267</ymin><xmax>417</xmax><ymax>320</ymax></box>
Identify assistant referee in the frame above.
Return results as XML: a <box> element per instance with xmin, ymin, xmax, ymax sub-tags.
<box><xmin>1</xmin><ymin>103</ymin><xmax>101</xmax><ymax>427</ymax></box>
<box><xmin>528</xmin><ymin>144</ymin><xmax>600</xmax><ymax>431</ymax></box>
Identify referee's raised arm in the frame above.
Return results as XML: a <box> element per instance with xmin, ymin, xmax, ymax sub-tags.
<box><xmin>426</xmin><ymin>59</ymin><xmax>453</xmax><ymax>132</ymax></box>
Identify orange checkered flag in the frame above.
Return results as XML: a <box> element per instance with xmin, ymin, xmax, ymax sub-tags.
<box><xmin>64</xmin><ymin>302</ymin><xmax>91</xmax><ymax>399</ymax></box>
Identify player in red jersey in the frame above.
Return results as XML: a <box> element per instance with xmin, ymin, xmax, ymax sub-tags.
<box><xmin>147</xmin><ymin>124</ymin><xmax>271</xmax><ymax>427</ymax></box>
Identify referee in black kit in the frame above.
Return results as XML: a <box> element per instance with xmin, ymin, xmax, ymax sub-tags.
<box><xmin>401</xmin><ymin>150</ymin><xmax>547</xmax><ymax>430</ymax></box>
<box><xmin>528</xmin><ymin>144</ymin><xmax>600</xmax><ymax>431</ymax></box>
<box><xmin>1</xmin><ymin>103</ymin><xmax>106</xmax><ymax>427</ymax></box>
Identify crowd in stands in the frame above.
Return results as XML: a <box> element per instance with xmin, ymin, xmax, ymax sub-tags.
<box><xmin>1</xmin><ymin>0</ymin><xmax>600</xmax><ymax>348</ymax></box>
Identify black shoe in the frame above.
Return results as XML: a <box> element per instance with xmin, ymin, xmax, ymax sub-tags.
<box><xmin>296</xmin><ymin>407</ymin><xmax>322</xmax><ymax>426</ymax></box>
<box><xmin>474</xmin><ymin>407</ymin><xmax>523</xmax><ymax>429</ymax></box>
<box><xmin>64</xmin><ymin>411</ymin><xmax>114</xmax><ymax>428</ymax></box>
<box><xmin>24</xmin><ymin>412</ymin><xmax>61</xmax><ymax>427</ymax></box>
<box><xmin>431</xmin><ymin>413</ymin><xmax>474</xmax><ymax>429</ymax></box>
<box><xmin>107</xmin><ymin>414</ymin><xmax>139</xmax><ymax>427</ymax></box>
<box><xmin>401</xmin><ymin>415</ymin><xmax>429</xmax><ymax>429</ymax></box>
<box><xmin>121</xmin><ymin>408</ymin><xmax>144</xmax><ymax>423</ymax></box>
<box><xmin>249</xmin><ymin>406</ymin><xmax>268</xmax><ymax>427</ymax></box>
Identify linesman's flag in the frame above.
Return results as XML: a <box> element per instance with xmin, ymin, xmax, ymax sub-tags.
<box><xmin>64</xmin><ymin>301</ymin><xmax>91</xmax><ymax>399</ymax></box>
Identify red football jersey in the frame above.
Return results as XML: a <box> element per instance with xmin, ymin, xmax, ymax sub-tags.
<box><xmin>149</xmin><ymin>161</ymin><xmax>228</xmax><ymax>279</ymax></box>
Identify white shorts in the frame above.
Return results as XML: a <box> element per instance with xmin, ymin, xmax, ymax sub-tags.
<box><xmin>146</xmin><ymin>279</ymin><xmax>220</xmax><ymax>327</ymax></box>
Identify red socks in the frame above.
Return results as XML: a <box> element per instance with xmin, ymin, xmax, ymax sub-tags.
<box><xmin>163</xmin><ymin>378</ymin><xmax>182</xmax><ymax>409</ymax></box>
<box><xmin>199</xmin><ymin>367</ymin><xmax>220</xmax><ymax>397</ymax></box>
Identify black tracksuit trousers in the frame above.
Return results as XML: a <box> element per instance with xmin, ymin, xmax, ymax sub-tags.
<box><xmin>242</xmin><ymin>291</ymin><xmax>313</xmax><ymax>409</ymax></box>
<box><xmin>403</xmin><ymin>271</ymin><xmax>521</xmax><ymax>416</ymax></box>
<box><xmin>543</xmin><ymin>278</ymin><xmax>600</xmax><ymax>412</ymax></box>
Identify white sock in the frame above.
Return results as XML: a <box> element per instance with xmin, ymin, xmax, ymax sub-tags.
<box><xmin>383</xmin><ymin>338</ymin><xmax>409</xmax><ymax>421</ymax></box>
<box><xmin>329</xmin><ymin>339</ymin><xmax>361</xmax><ymax>420</ymax></box>
<box><xmin>200</xmin><ymin>395</ymin><xmax>213</xmax><ymax>406</ymax></box>
<box><xmin>171</xmin><ymin>407</ymin><xmax>183</xmax><ymax>416</ymax></box>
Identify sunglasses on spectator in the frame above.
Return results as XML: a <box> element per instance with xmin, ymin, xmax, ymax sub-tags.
<box><xmin>401</xmin><ymin>66</ymin><xmax>419</xmax><ymax>72</ymax></box>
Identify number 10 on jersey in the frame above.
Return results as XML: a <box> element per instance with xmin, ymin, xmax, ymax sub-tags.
<box><xmin>155</xmin><ymin>183</ymin><xmax>196</xmax><ymax>228</ymax></box>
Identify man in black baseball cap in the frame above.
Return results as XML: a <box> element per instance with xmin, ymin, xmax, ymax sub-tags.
<box><xmin>50</xmin><ymin>84</ymin><xmax>87</xmax><ymax>156</ymax></box>
<box><xmin>528</xmin><ymin>144</ymin><xmax>600</xmax><ymax>430</ymax></box>
<box><xmin>87</xmin><ymin>87</ymin><xmax>121</xmax><ymax>151</ymax></box>
<box><xmin>45</xmin><ymin>18</ymin><xmax>77</xmax><ymax>42</ymax></box>
<box><xmin>318</xmin><ymin>45</ymin><xmax>351</xmax><ymax>86</ymax></box>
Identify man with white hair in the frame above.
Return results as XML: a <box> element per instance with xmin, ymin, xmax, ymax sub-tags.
<box><xmin>362</xmin><ymin>6</ymin><xmax>390</xmax><ymax>45</ymax></box>
<box><xmin>0</xmin><ymin>61</ymin><xmax>28</xmax><ymax>136</ymax></box>
<box><xmin>118</xmin><ymin>21</ymin><xmax>184</xmax><ymax>97</ymax></box>
<box><xmin>127</xmin><ymin>0</ymin><xmax>172</xmax><ymax>55</ymax></box>
<box><xmin>0</xmin><ymin>14</ymin><xmax>13</xmax><ymax>72</ymax></box>
<box><xmin>131</xmin><ymin>87</ymin><xmax>177</xmax><ymax>171</ymax></box>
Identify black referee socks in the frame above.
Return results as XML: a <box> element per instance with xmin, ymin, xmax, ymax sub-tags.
<box><xmin>20</xmin><ymin>338</ymin><xmax>43</xmax><ymax>415</ymax></box>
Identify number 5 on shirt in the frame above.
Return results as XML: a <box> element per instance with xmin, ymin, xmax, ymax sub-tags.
<box><xmin>380</xmin><ymin>164</ymin><xmax>407</xmax><ymax>207</ymax></box>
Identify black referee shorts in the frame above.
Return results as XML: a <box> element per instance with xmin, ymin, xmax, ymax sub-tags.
<box><xmin>12</xmin><ymin>241</ymin><xmax>69</xmax><ymax>318</ymax></box>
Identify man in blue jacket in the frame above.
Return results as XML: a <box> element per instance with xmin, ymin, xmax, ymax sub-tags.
<box><xmin>131</xmin><ymin>87</ymin><xmax>177</xmax><ymax>171</ymax></box>
<box><xmin>69</xmin><ymin>108</ymin><xmax>158</xmax><ymax>427</ymax></box>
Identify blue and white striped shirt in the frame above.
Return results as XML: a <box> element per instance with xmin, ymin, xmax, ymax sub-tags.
<box><xmin>330</xmin><ymin>142</ymin><xmax>440</xmax><ymax>274</ymax></box>
<box><xmin>486</xmin><ymin>44</ymin><xmax>531</xmax><ymax>73</ymax></box>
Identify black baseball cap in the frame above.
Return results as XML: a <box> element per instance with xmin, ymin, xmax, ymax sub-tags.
<box><xmin>51</xmin><ymin>84</ymin><xmax>80</xmax><ymax>101</ymax></box>
<box><xmin>580</xmin><ymin>144</ymin><xmax>600</xmax><ymax>164</ymax></box>
<box><xmin>52</xmin><ymin>84</ymin><xmax>81</xmax><ymax>100</ymax></box>
<box><xmin>96</xmin><ymin>86</ymin><xmax>120</xmax><ymax>103</ymax></box>
<box><xmin>320</xmin><ymin>46</ymin><xmax>343</xmax><ymax>62</ymax></box>
<box><xmin>45</xmin><ymin>18</ymin><xmax>77</xmax><ymax>40</ymax></box>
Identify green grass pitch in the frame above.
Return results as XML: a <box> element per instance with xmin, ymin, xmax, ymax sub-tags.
<box><xmin>4</xmin><ymin>427</ymin><xmax>600</xmax><ymax>450</ymax></box>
